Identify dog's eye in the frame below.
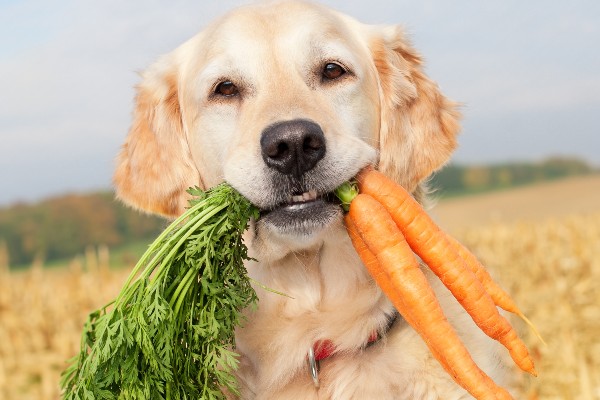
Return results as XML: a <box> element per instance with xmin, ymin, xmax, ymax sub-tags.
<box><xmin>215</xmin><ymin>81</ymin><xmax>239</xmax><ymax>97</ymax></box>
<box><xmin>322</xmin><ymin>63</ymin><xmax>346</xmax><ymax>80</ymax></box>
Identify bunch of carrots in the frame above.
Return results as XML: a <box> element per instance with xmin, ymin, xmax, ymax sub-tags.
<box><xmin>336</xmin><ymin>166</ymin><xmax>539</xmax><ymax>400</ymax></box>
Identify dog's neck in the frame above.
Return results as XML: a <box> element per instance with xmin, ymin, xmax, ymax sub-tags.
<box><xmin>245</xmin><ymin>218</ymin><xmax>373</xmax><ymax>300</ymax></box>
<box><xmin>237</xmin><ymin>219</ymin><xmax>396</xmax><ymax>392</ymax></box>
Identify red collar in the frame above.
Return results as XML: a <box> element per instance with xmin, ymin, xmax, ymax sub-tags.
<box><xmin>312</xmin><ymin>329</ymin><xmax>379</xmax><ymax>361</ymax></box>
<box><xmin>311</xmin><ymin>312</ymin><xmax>399</xmax><ymax>361</ymax></box>
<box><xmin>307</xmin><ymin>312</ymin><xmax>399</xmax><ymax>387</ymax></box>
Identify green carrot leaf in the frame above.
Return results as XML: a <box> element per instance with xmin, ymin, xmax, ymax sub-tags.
<box><xmin>60</xmin><ymin>183</ymin><xmax>259</xmax><ymax>400</ymax></box>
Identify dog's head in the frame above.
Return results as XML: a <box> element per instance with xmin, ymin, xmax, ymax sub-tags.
<box><xmin>114</xmin><ymin>1</ymin><xmax>460</xmax><ymax>255</ymax></box>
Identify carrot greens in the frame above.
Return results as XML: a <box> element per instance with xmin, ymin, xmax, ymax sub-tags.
<box><xmin>61</xmin><ymin>183</ymin><xmax>259</xmax><ymax>400</ymax></box>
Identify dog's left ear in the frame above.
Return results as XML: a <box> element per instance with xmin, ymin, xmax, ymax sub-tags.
<box><xmin>370</xmin><ymin>26</ymin><xmax>461</xmax><ymax>191</ymax></box>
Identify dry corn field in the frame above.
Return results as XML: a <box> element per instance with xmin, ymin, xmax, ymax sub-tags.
<box><xmin>457</xmin><ymin>212</ymin><xmax>600</xmax><ymax>399</ymax></box>
<box><xmin>1</xmin><ymin>176</ymin><xmax>599</xmax><ymax>400</ymax></box>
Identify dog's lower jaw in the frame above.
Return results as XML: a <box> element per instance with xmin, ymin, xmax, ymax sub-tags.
<box><xmin>247</xmin><ymin>208</ymin><xmax>344</xmax><ymax>264</ymax></box>
<box><xmin>259</xmin><ymin>201</ymin><xmax>341</xmax><ymax>238</ymax></box>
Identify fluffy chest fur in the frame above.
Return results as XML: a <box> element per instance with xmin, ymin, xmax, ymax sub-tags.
<box><xmin>232</xmin><ymin>221</ymin><xmax>507</xmax><ymax>399</ymax></box>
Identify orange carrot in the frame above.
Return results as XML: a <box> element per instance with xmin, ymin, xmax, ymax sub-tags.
<box><xmin>445</xmin><ymin>235</ymin><xmax>521</xmax><ymax>313</ymax></box>
<box><xmin>345</xmin><ymin>217</ymin><xmax>508</xmax><ymax>398</ymax></box>
<box><xmin>355</xmin><ymin>167</ymin><xmax>536</xmax><ymax>376</ymax></box>
<box><xmin>445</xmin><ymin>235</ymin><xmax>545</xmax><ymax>344</ymax></box>
<box><xmin>356</xmin><ymin>167</ymin><xmax>515</xmax><ymax>310</ymax></box>
<box><xmin>347</xmin><ymin>194</ymin><xmax>513</xmax><ymax>400</ymax></box>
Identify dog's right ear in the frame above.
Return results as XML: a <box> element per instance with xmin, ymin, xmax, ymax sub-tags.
<box><xmin>113</xmin><ymin>55</ymin><xmax>199</xmax><ymax>218</ymax></box>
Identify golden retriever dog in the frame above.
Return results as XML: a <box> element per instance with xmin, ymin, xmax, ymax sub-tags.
<box><xmin>114</xmin><ymin>1</ymin><xmax>510</xmax><ymax>398</ymax></box>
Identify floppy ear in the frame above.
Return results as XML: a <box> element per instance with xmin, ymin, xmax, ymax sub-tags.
<box><xmin>370</xmin><ymin>26</ymin><xmax>461</xmax><ymax>192</ymax></box>
<box><xmin>113</xmin><ymin>56</ymin><xmax>199</xmax><ymax>218</ymax></box>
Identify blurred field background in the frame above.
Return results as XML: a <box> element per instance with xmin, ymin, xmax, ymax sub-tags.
<box><xmin>1</xmin><ymin>164</ymin><xmax>599</xmax><ymax>399</ymax></box>
<box><xmin>434</xmin><ymin>174</ymin><xmax>600</xmax><ymax>400</ymax></box>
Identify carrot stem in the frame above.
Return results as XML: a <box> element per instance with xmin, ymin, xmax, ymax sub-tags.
<box><xmin>334</xmin><ymin>180</ymin><xmax>359</xmax><ymax>212</ymax></box>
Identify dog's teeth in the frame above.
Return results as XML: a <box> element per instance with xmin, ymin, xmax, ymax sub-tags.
<box><xmin>289</xmin><ymin>190</ymin><xmax>318</xmax><ymax>204</ymax></box>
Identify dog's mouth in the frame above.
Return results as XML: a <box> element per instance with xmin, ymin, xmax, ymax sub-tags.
<box><xmin>259</xmin><ymin>189</ymin><xmax>341</xmax><ymax>235</ymax></box>
<box><xmin>262</xmin><ymin>190</ymin><xmax>338</xmax><ymax>213</ymax></box>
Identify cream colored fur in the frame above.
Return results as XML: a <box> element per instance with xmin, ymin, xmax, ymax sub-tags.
<box><xmin>113</xmin><ymin>1</ymin><xmax>510</xmax><ymax>398</ymax></box>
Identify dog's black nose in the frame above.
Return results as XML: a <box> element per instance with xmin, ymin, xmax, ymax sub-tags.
<box><xmin>260</xmin><ymin>119</ymin><xmax>326</xmax><ymax>177</ymax></box>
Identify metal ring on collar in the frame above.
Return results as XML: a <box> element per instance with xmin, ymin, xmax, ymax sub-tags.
<box><xmin>307</xmin><ymin>347</ymin><xmax>320</xmax><ymax>387</ymax></box>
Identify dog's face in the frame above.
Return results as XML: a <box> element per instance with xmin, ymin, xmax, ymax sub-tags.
<box><xmin>114</xmin><ymin>1</ymin><xmax>460</xmax><ymax>256</ymax></box>
<box><xmin>187</xmin><ymin>4</ymin><xmax>381</xmax><ymax>247</ymax></box>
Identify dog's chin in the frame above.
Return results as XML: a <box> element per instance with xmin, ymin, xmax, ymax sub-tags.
<box><xmin>259</xmin><ymin>198</ymin><xmax>341</xmax><ymax>237</ymax></box>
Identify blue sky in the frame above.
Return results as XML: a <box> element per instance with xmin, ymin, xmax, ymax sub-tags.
<box><xmin>1</xmin><ymin>0</ymin><xmax>599</xmax><ymax>205</ymax></box>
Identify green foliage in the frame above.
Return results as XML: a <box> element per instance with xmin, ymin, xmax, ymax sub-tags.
<box><xmin>430</xmin><ymin>157</ymin><xmax>595</xmax><ymax>197</ymax></box>
<box><xmin>60</xmin><ymin>183</ymin><xmax>259</xmax><ymax>400</ymax></box>
<box><xmin>0</xmin><ymin>192</ymin><xmax>165</xmax><ymax>267</ymax></box>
